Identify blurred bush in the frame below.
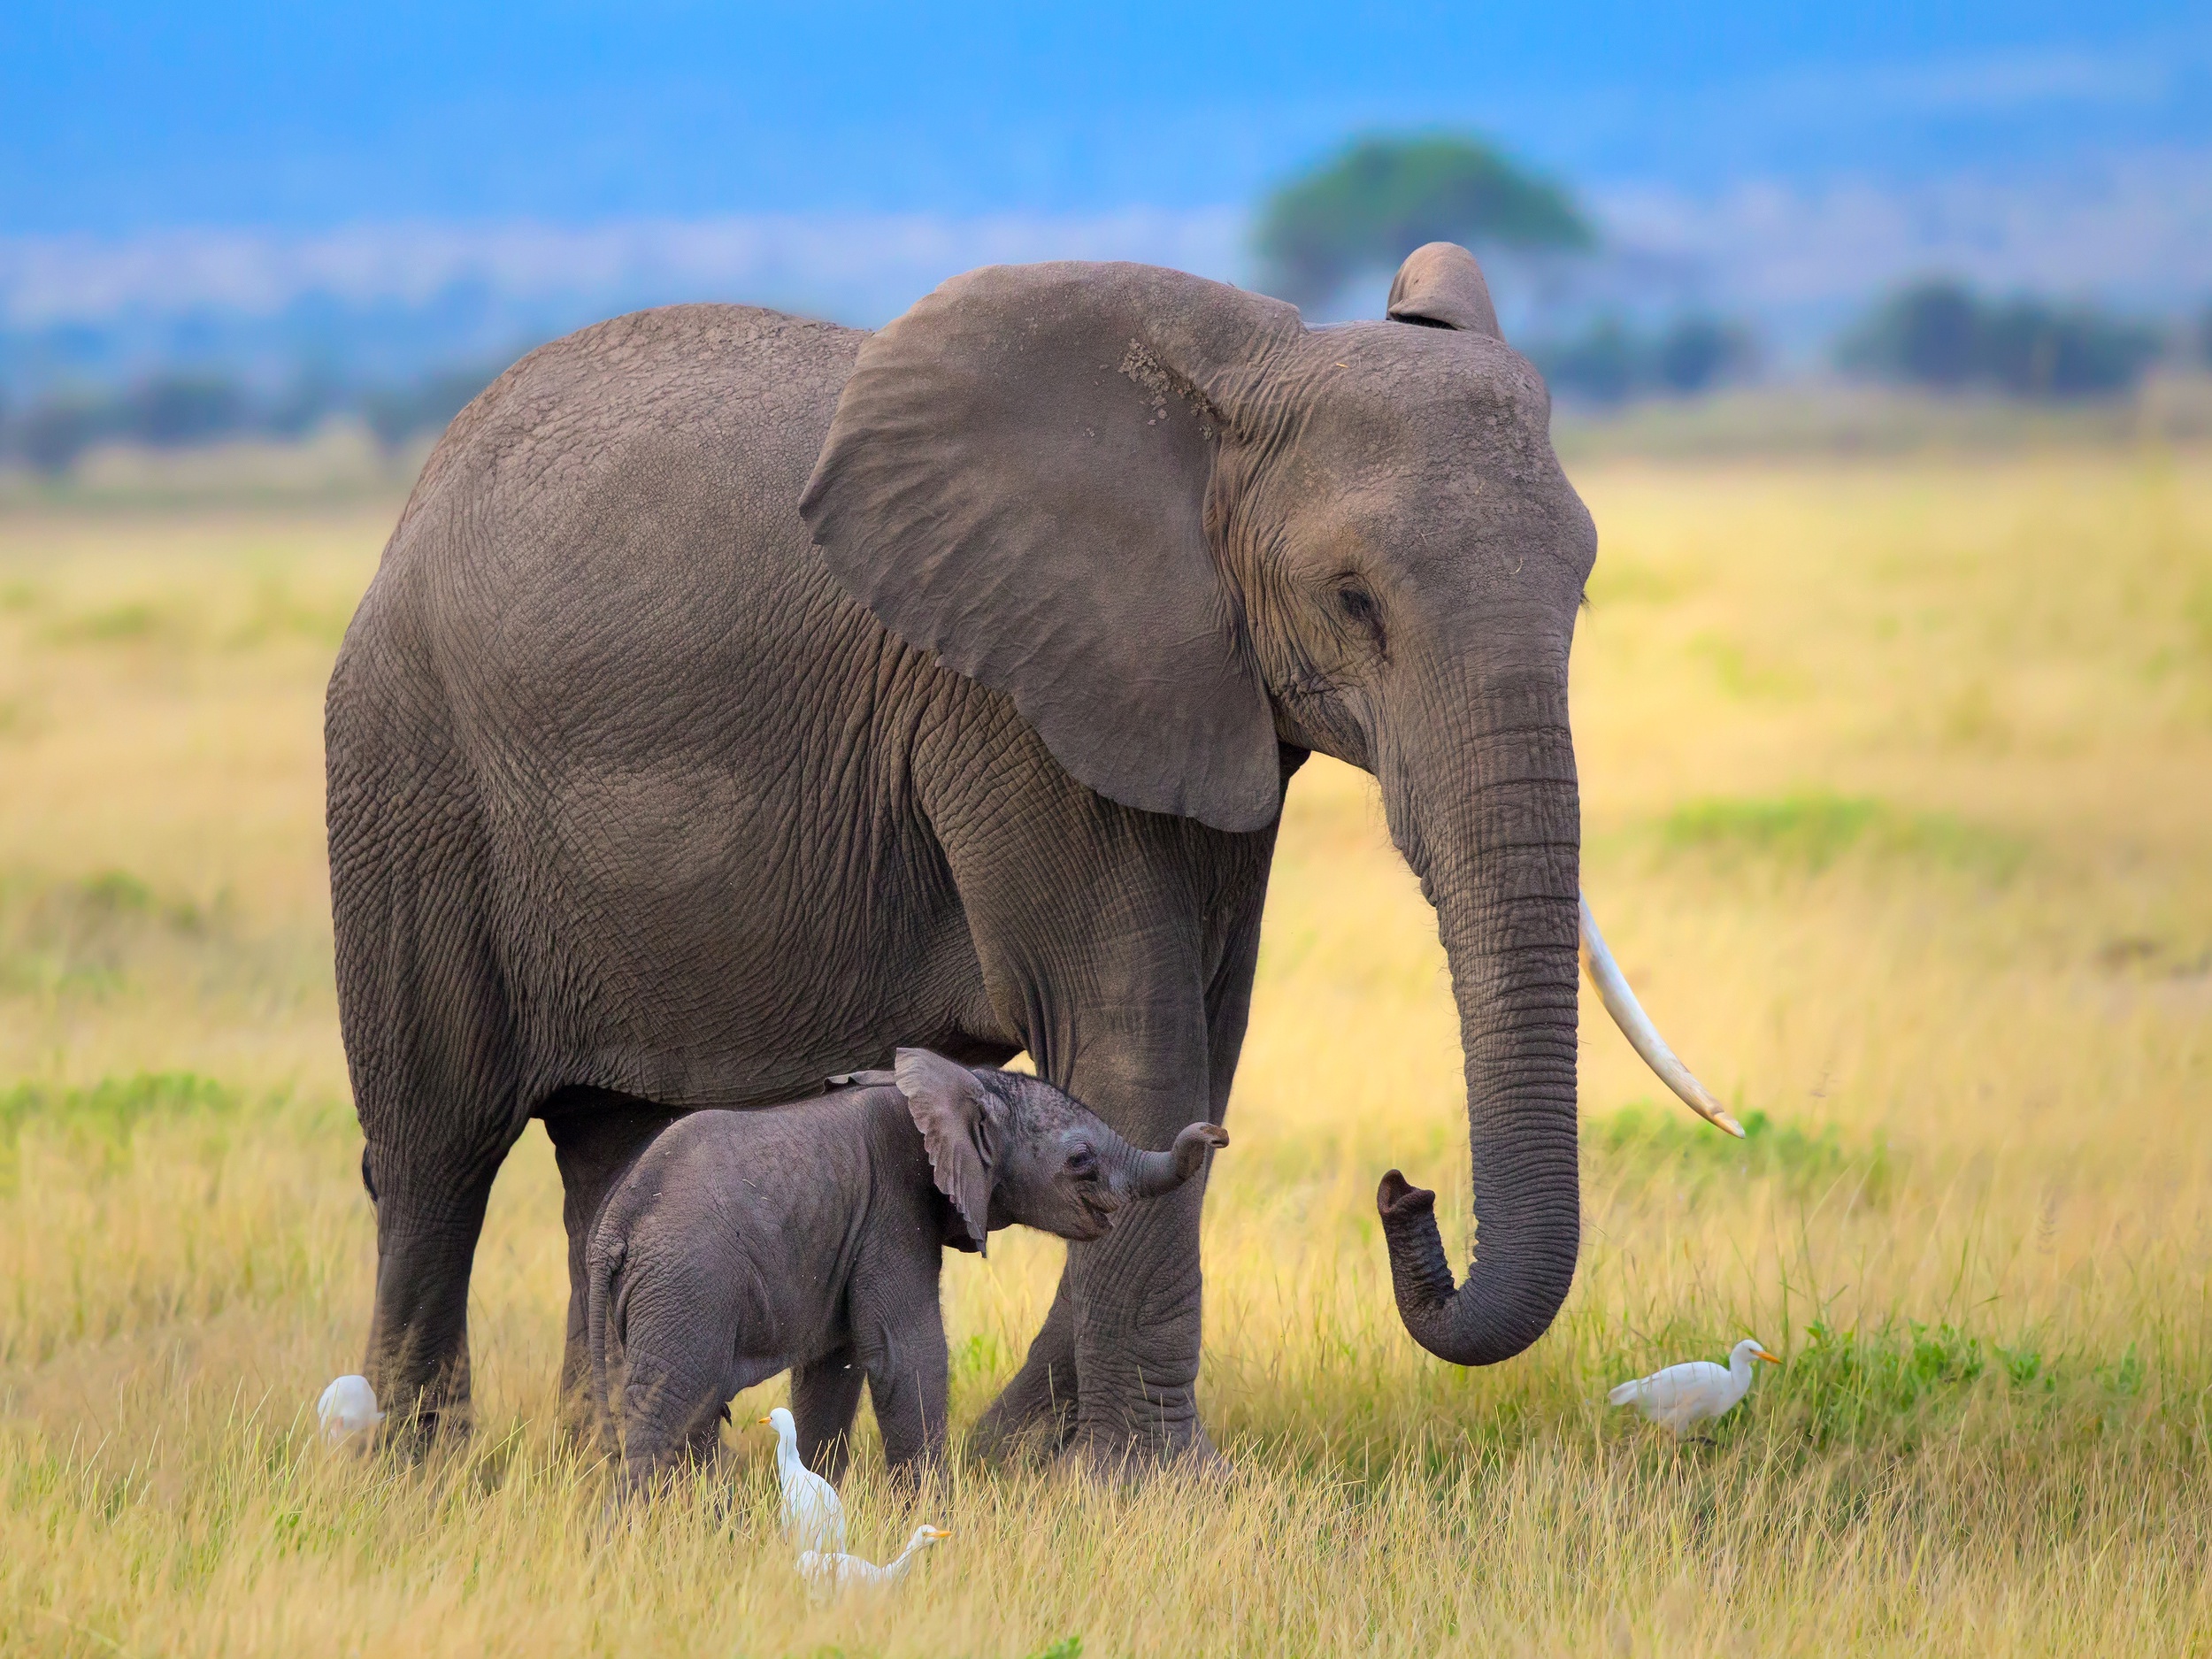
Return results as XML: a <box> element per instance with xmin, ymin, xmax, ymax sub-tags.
<box><xmin>1839</xmin><ymin>279</ymin><xmax>2167</xmax><ymax>398</ymax></box>
<box><xmin>1528</xmin><ymin>313</ymin><xmax>1760</xmax><ymax>404</ymax></box>
<box><xmin>1</xmin><ymin>357</ymin><xmax>512</xmax><ymax>474</ymax></box>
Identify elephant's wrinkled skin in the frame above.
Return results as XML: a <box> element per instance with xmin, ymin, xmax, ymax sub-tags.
<box><xmin>328</xmin><ymin>244</ymin><xmax>1596</xmax><ymax>1460</ymax></box>
<box><xmin>588</xmin><ymin>1049</ymin><xmax>1225</xmax><ymax>1492</ymax></box>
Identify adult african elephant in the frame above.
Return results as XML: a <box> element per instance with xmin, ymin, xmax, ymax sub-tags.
<box><xmin>326</xmin><ymin>242</ymin><xmax>1713</xmax><ymax>1464</ymax></box>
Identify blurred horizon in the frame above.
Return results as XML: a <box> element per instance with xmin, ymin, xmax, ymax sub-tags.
<box><xmin>4</xmin><ymin>2</ymin><xmax>2209</xmax><ymax>401</ymax></box>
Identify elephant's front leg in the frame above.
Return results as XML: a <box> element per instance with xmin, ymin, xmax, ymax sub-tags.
<box><xmin>933</xmin><ymin>724</ymin><xmax>1277</xmax><ymax>1466</ymax></box>
<box><xmin>1065</xmin><ymin>1158</ymin><xmax>1212</xmax><ymax>1460</ymax></box>
<box><xmin>1008</xmin><ymin>971</ymin><xmax>1242</xmax><ymax>1464</ymax></box>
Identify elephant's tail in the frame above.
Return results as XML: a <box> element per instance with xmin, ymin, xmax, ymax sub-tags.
<box><xmin>585</xmin><ymin>1225</ymin><xmax>626</xmax><ymax>1461</ymax></box>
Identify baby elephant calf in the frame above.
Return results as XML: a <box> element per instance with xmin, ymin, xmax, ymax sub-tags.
<box><xmin>587</xmin><ymin>1047</ymin><xmax>1226</xmax><ymax>1493</ymax></box>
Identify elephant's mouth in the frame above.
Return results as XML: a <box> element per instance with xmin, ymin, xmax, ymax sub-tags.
<box><xmin>1073</xmin><ymin>1188</ymin><xmax>1127</xmax><ymax>1239</ymax></box>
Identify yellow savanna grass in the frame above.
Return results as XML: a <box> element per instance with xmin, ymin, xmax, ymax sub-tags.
<box><xmin>1</xmin><ymin>445</ymin><xmax>2209</xmax><ymax>1655</ymax></box>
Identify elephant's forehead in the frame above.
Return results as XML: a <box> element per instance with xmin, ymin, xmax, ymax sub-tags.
<box><xmin>1276</xmin><ymin>436</ymin><xmax>1596</xmax><ymax>594</ymax></box>
<box><xmin>1288</xmin><ymin>324</ymin><xmax>1552</xmax><ymax>442</ymax></box>
<box><xmin>1276</xmin><ymin>361</ymin><xmax>1566</xmax><ymax>534</ymax></box>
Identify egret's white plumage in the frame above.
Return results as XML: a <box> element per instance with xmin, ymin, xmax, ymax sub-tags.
<box><xmin>796</xmin><ymin>1525</ymin><xmax>948</xmax><ymax>1598</ymax></box>
<box><xmin>316</xmin><ymin>1374</ymin><xmax>384</xmax><ymax>1447</ymax></box>
<box><xmin>1608</xmin><ymin>1338</ymin><xmax>1780</xmax><ymax>1436</ymax></box>
<box><xmin>760</xmin><ymin>1406</ymin><xmax>846</xmax><ymax>1554</ymax></box>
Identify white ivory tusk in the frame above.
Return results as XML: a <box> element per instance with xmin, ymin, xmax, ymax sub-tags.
<box><xmin>1579</xmin><ymin>894</ymin><xmax>1745</xmax><ymax>1138</ymax></box>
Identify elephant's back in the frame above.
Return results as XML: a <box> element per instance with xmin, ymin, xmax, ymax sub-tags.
<box><xmin>368</xmin><ymin>302</ymin><xmax>863</xmax><ymax>629</ymax></box>
<box><xmin>340</xmin><ymin>302</ymin><xmax>876</xmax><ymax>757</ymax></box>
<box><xmin>610</xmin><ymin>1094</ymin><xmax>887</xmax><ymax>1248</ymax></box>
<box><xmin>426</xmin><ymin>304</ymin><xmax>856</xmax><ymax>508</ymax></box>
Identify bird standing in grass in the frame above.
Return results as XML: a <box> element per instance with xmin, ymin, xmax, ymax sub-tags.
<box><xmin>796</xmin><ymin>1525</ymin><xmax>949</xmax><ymax>1598</ymax></box>
<box><xmin>317</xmin><ymin>1374</ymin><xmax>384</xmax><ymax>1448</ymax></box>
<box><xmin>760</xmin><ymin>1406</ymin><xmax>846</xmax><ymax>1553</ymax></box>
<box><xmin>1609</xmin><ymin>1339</ymin><xmax>1780</xmax><ymax>1437</ymax></box>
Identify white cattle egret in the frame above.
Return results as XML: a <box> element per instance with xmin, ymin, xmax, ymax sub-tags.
<box><xmin>760</xmin><ymin>1406</ymin><xmax>846</xmax><ymax>1554</ymax></box>
<box><xmin>1608</xmin><ymin>1338</ymin><xmax>1780</xmax><ymax>1436</ymax></box>
<box><xmin>796</xmin><ymin>1525</ymin><xmax>949</xmax><ymax>1598</ymax></box>
<box><xmin>317</xmin><ymin>1374</ymin><xmax>384</xmax><ymax>1447</ymax></box>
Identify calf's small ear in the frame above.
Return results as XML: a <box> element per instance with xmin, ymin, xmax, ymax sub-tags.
<box><xmin>893</xmin><ymin>1048</ymin><xmax>994</xmax><ymax>1255</ymax></box>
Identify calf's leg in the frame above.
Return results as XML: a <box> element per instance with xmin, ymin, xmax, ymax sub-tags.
<box><xmin>790</xmin><ymin>1344</ymin><xmax>866</xmax><ymax>1483</ymax></box>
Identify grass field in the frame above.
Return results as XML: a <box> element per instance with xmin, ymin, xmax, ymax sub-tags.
<box><xmin>3</xmin><ymin>446</ymin><xmax>2210</xmax><ymax>1655</ymax></box>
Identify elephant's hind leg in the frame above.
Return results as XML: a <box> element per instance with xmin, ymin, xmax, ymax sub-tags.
<box><xmin>611</xmin><ymin>1343</ymin><xmax>733</xmax><ymax>1500</ymax></box>
<box><xmin>349</xmin><ymin>921</ymin><xmax>524</xmax><ymax>1448</ymax></box>
<box><xmin>330</xmin><ymin>670</ymin><xmax>526</xmax><ymax>1450</ymax></box>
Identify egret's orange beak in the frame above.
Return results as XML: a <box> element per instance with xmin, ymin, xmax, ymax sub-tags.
<box><xmin>757</xmin><ymin>1415</ymin><xmax>772</xmax><ymax>1425</ymax></box>
<box><xmin>1755</xmin><ymin>1348</ymin><xmax>1781</xmax><ymax>1364</ymax></box>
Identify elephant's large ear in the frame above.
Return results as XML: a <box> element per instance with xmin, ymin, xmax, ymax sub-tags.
<box><xmin>801</xmin><ymin>262</ymin><xmax>1305</xmax><ymax>833</ymax></box>
<box><xmin>1386</xmin><ymin>242</ymin><xmax>1502</xmax><ymax>338</ymax></box>
<box><xmin>894</xmin><ymin>1048</ymin><xmax>995</xmax><ymax>1255</ymax></box>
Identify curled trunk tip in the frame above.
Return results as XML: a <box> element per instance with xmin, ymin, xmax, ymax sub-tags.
<box><xmin>1376</xmin><ymin>1169</ymin><xmax>1460</xmax><ymax>1330</ymax></box>
<box><xmin>1132</xmin><ymin>1122</ymin><xmax>1229</xmax><ymax>1199</ymax></box>
<box><xmin>1377</xmin><ymin>1151</ymin><xmax>1577</xmax><ymax>1366</ymax></box>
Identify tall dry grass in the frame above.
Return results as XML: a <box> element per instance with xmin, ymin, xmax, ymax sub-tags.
<box><xmin>1</xmin><ymin>448</ymin><xmax>2209</xmax><ymax>1655</ymax></box>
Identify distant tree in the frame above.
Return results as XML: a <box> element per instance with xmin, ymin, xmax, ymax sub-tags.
<box><xmin>125</xmin><ymin>373</ymin><xmax>247</xmax><ymax>447</ymax></box>
<box><xmin>1532</xmin><ymin>317</ymin><xmax>1640</xmax><ymax>404</ymax></box>
<box><xmin>1839</xmin><ymin>280</ymin><xmax>1980</xmax><ymax>389</ymax></box>
<box><xmin>1254</xmin><ymin>133</ymin><xmax>1595</xmax><ymax>311</ymax></box>
<box><xmin>266</xmin><ymin>365</ymin><xmax>347</xmax><ymax>437</ymax></box>
<box><xmin>1839</xmin><ymin>279</ymin><xmax>2162</xmax><ymax>399</ymax></box>
<box><xmin>1527</xmin><ymin>312</ymin><xmax>1758</xmax><ymax>405</ymax></box>
<box><xmin>1977</xmin><ymin>299</ymin><xmax>2162</xmax><ymax>397</ymax></box>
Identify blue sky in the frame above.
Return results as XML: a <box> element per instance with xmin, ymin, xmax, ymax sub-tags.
<box><xmin>4</xmin><ymin>2</ymin><xmax>2208</xmax><ymax>231</ymax></box>
<box><xmin>0</xmin><ymin>2</ymin><xmax>2206</xmax><ymax>376</ymax></box>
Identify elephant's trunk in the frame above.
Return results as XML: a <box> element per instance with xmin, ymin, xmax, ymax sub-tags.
<box><xmin>1376</xmin><ymin>691</ymin><xmax>1582</xmax><ymax>1366</ymax></box>
<box><xmin>1127</xmin><ymin>1122</ymin><xmax>1231</xmax><ymax>1200</ymax></box>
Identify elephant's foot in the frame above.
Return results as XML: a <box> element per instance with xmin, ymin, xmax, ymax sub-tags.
<box><xmin>1062</xmin><ymin>1371</ymin><xmax>1216</xmax><ymax>1472</ymax></box>
<box><xmin>1062</xmin><ymin>1415</ymin><xmax>1223</xmax><ymax>1482</ymax></box>
<box><xmin>364</xmin><ymin>1300</ymin><xmax>480</xmax><ymax>1459</ymax></box>
<box><xmin>972</xmin><ymin>1349</ymin><xmax>1079</xmax><ymax>1463</ymax></box>
<box><xmin>974</xmin><ymin>1350</ymin><xmax>1224</xmax><ymax>1477</ymax></box>
<box><xmin>370</xmin><ymin>1371</ymin><xmax>475</xmax><ymax>1460</ymax></box>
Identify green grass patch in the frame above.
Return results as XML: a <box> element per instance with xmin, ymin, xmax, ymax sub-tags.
<box><xmin>0</xmin><ymin>1071</ymin><xmax>242</xmax><ymax>1192</ymax></box>
<box><xmin>0</xmin><ymin>867</ymin><xmax>215</xmax><ymax>995</ymax></box>
<box><xmin>1786</xmin><ymin>1318</ymin><xmax>1986</xmax><ymax>1447</ymax></box>
<box><xmin>0</xmin><ymin>1070</ymin><xmax>240</xmax><ymax>1137</ymax></box>
<box><xmin>41</xmin><ymin>599</ymin><xmax>174</xmax><ymax>644</ymax></box>
<box><xmin>1656</xmin><ymin>790</ymin><xmax>2027</xmax><ymax>879</ymax></box>
<box><xmin>1586</xmin><ymin>1102</ymin><xmax>1894</xmax><ymax>1205</ymax></box>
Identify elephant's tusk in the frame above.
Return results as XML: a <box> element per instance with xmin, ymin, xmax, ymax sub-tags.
<box><xmin>1579</xmin><ymin>893</ymin><xmax>1744</xmax><ymax>1138</ymax></box>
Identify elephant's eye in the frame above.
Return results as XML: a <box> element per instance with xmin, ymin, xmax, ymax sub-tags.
<box><xmin>1335</xmin><ymin>581</ymin><xmax>1386</xmax><ymax>650</ymax></box>
<box><xmin>1066</xmin><ymin>1144</ymin><xmax>1098</xmax><ymax>1179</ymax></box>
